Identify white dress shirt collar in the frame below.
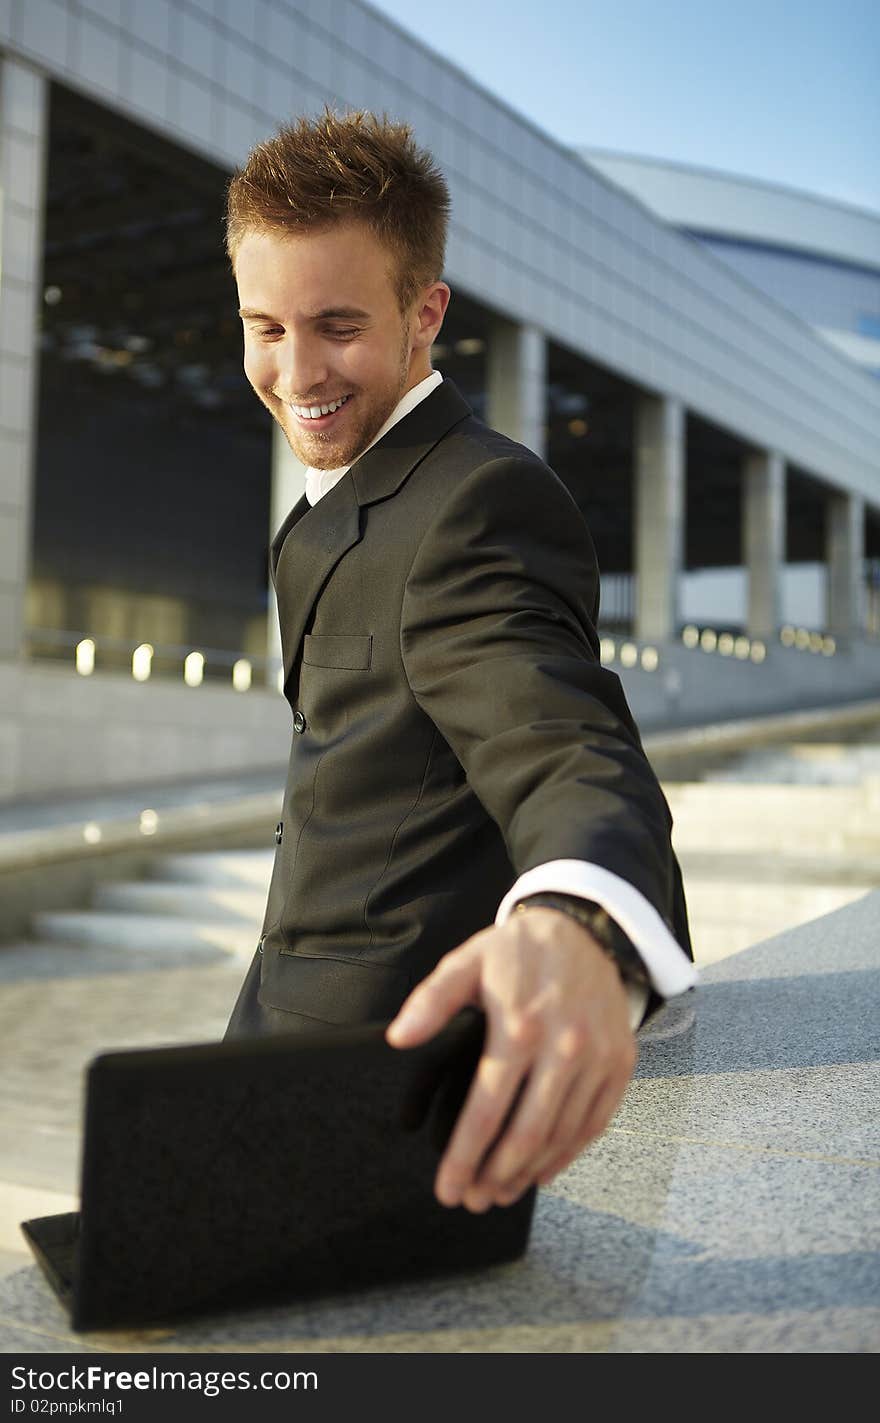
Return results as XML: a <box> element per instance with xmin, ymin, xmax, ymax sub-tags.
<box><xmin>305</xmin><ymin>369</ymin><xmax>444</xmax><ymax>506</ymax></box>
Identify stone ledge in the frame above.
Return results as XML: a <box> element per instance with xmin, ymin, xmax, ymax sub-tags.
<box><xmin>0</xmin><ymin>891</ymin><xmax>876</xmax><ymax>1352</ymax></box>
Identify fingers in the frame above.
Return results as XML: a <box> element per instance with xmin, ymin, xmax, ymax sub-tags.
<box><xmin>470</xmin><ymin>1065</ymin><xmax>599</xmax><ymax>1209</ymax></box>
<box><xmin>470</xmin><ymin>1025</ymin><xmax>635</xmax><ymax>1208</ymax></box>
<box><xmin>533</xmin><ymin>1069</ymin><xmax>628</xmax><ymax>1186</ymax></box>
<box><xmin>462</xmin><ymin>1032</ymin><xmax>585</xmax><ymax>1208</ymax></box>
<box><xmin>433</xmin><ymin>1017</ymin><xmax>529</xmax><ymax>1207</ymax></box>
<box><xmin>546</xmin><ymin>1025</ymin><xmax>634</xmax><ymax>1161</ymax></box>
<box><xmin>385</xmin><ymin>942</ymin><xmax>481</xmax><ymax>1048</ymax></box>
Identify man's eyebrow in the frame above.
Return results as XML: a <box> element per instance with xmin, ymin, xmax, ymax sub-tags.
<box><xmin>310</xmin><ymin>305</ymin><xmax>372</xmax><ymax>320</ymax></box>
<box><xmin>237</xmin><ymin>306</ymin><xmax>372</xmax><ymax>321</ymax></box>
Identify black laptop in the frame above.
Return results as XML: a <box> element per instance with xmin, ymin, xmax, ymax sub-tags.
<box><xmin>21</xmin><ymin>1008</ymin><xmax>536</xmax><ymax>1331</ymax></box>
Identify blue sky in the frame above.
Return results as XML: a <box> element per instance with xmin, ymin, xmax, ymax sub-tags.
<box><xmin>365</xmin><ymin>0</ymin><xmax>880</xmax><ymax>214</ymax></box>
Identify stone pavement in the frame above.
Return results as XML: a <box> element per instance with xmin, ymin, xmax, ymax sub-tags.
<box><xmin>0</xmin><ymin>890</ymin><xmax>877</xmax><ymax>1353</ymax></box>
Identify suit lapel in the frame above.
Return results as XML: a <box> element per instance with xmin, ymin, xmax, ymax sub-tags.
<box><xmin>272</xmin><ymin>379</ymin><xmax>472</xmax><ymax>688</ymax></box>
<box><xmin>273</xmin><ymin>474</ymin><xmax>362</xmax><ymax>691</ymax></box>
<box><xmin>349</xmin><ymin>377</ymin><xmax>471</xmax><ymax>507</ymax></box>
<box><xmin>269</xmin><ymin>493</ymin><xmax>310</xmax><ymax>589</ymax></box>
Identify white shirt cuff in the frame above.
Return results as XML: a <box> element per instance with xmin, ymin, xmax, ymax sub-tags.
<box><xmin>625</xmin><ymin>983</ymin><xmax>651</xmax><ymax>1032</ymax></box>
<box><xmin>496</xmin><ymin>859</ymin><xmax>698</xmax><ymax>1000</ymax></box>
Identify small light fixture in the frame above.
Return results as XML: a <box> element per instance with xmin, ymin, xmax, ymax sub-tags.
<box><xmin>184</xmin><ymin>651</ymin><xmax>205</xmax><ymax>687</ymax></box>
<box><xmin>640</xmin><ymin>646</ymin><xmax>659</xmax><ymax>671</ymax></box>
<box><xmin>599</xmin><ymin>637</ymin><xmax>616</xmax><ymax>663</ymax></box>
<box><xmin>453</xmin><ymin>338</ymin><xmax>485</xmax><ymax>356</ymax></box>
<box><xmin>132</xmin><ymin>643</ymin><xmax>154</xmax><ymax>682</ymax></box>
<box><xmin>620</xmin><ymin>642</ymin><xmax>638</xmax><ymax>668</ymax></box>
<box><xmin>734</xmin><ymin>636</ymin><xmax>750</xmax><ymax>659</ymax></box>
<box><xmin>750</xmin><ymin>641</ymin><xmax>766</xmax><ymax>663</ymax></box>
<box><xmin>82</xmin><ymin>822</ymin><xmax>102</xmax><ymax>845</ymax></box>
<box><xmin>682</xmin><ymin>625</ymin><xmax>700</xmax><ymax>649</ymax></box>
<box><xmin>718</xmin><ymin>633</ymin><xmax>734</xmax><ymax>656</ymax></box>
<box><xmin>822</xmin><ymin>636</ymin><xmax>836</xmax><ymax>656</ymax></box>
<box><xmin>139</xmin><ymin>809</ymin><xmax>159</xmax><ymax>836</ymax></box>
<box><xmin>794</xmin><ymin>627</ymin><xmax>811</xmax><ymax>650</ymax></box>
<box><xmin>780</xmin><ymin>625</ymin><xmax>796</xmax><ymax>647</ymax></box>
<box><xmin>700</xmin><ymin>629</ymin><xmax>717</xmax><ymax>652</ymax></box>
<box><xmin>232</xmin><ymin>658</ymin><xmax>252</xmax><ymax>692</ymax></box>
<box><xmin>76</xmin><ymin>638</ymin><xmax>95</xmax><ymax>676</ymax></box>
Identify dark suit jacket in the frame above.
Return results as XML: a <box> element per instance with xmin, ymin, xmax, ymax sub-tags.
<box><xmin>225</xmin><ymin>378</ymin><xmax>691</xmax><ymax>1037</ymax></box>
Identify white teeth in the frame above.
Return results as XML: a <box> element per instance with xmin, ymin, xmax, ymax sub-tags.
<box><xmin>290</xmin><ymin>393</ymin><xmax>351</xmax><ymax>419</ymax></box>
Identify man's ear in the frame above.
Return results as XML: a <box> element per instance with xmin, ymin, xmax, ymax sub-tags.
<box><xmin>412</xmin><ymin>281</ymin><xmax>451</xmax><ymax>351</ymax></box>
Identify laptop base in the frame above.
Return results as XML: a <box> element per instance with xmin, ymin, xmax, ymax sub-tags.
<box><xmin>19</xmin><ymin>1012</ymin><xmax>536</xmax><ymax>1332</ymax></box>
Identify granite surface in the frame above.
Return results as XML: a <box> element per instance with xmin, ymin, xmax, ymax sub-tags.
<box><xmin>0</xmin><ymin>889</ymin><xmax>878</xmax><ymax>1354</ymax></box>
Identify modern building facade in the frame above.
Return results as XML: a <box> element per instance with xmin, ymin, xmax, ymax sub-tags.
<box><xmin>2</xmin><ymin>0</ymin><xmax>879</xmax><ymax>799</ymax></box>
<box><xmin>582</xmin><ymin>152</ymin><xmax>880</xmax><ymax>380</ymax></box>
<box><xmin>582</xmin><ymin>151</ymin><xmax>880</xmax><ymax>633</ymax></box>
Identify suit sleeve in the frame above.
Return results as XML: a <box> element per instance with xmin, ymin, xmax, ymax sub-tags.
<box><xmin>399</xmin><ymin>454</ymin><xmax>687</xmax><ymax>944</ymax></box>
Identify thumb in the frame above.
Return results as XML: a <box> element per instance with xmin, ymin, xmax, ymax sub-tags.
<box><xmin>386</xmin><ymin>944</ymin><xmax>481</xmax><ymax>1047</ymax></box>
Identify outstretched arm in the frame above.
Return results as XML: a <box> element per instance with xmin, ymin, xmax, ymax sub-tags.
<box><xmin>388</xmin><ymin>454</ymin><xmax>693</xmax><ymax>1209</ymax></box>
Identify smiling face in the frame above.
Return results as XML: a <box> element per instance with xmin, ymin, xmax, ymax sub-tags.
<box><xmin>235</xmin><ymin>222</ymin><xmax>450</xmax><ymax>470</ymax></box>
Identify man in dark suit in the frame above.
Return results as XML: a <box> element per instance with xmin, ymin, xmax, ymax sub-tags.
<box><xmin>223</xmin><ymin>109</ymin><xmax>695</xmax><ymax>1215</ymax></box>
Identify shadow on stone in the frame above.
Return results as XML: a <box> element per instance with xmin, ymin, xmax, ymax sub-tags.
<box><xmin>637</xmin><ymin>970</ymin><xmax>879</xmax><ymax>1077</ymax></box>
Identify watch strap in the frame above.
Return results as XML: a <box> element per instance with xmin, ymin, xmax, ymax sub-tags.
<box><xmin>513</xmin><ymin>891</ymin><xmax>651</xmax><ymax>988</ymax></box>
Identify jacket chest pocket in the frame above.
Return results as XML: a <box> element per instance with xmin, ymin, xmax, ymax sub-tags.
<box><xmin>302</xmin><ymin>634</ymin><xmax>372</xmax><ymax>671</ymax></box>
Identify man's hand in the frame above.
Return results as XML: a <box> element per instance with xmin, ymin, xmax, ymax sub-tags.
<box><xmin>385</xmin><ymin>907</ymin><xmax>637</xmax><ymax>1213</ymax></box>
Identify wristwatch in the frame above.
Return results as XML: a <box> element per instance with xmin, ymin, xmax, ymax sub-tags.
<box><xmin>513</xmin><ymin>891</ymin><xmax>651</xmax><ymax>988</ymax></box>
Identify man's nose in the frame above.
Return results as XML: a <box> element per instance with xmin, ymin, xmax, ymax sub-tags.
<box><xmin>275</xmin><ymin>334</ymin><xmax>329</xmax><ymax>402</ymax></box>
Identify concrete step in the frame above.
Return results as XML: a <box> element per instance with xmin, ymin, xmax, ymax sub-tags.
<box><xmin>95</xmin><ymin>881</ymin><xmax>266</xmax><ymax>922</ymax></box>
<box><xmin>667</xmin><ymin>780</ymin><xmax>880</xmax><ymax>805</ymax></box>
<box><xmin>150</xmin><ymin>850</ymin><xmax>274</xmax><ymax>889</ymax></box>
<box><xmin>682</xmin><ymin>880</ymin><xmax>870</xmax><ymax>921</ymax></box>
<box><xmin>685</xmin><ymin>883</ymin><xmax>869</xmax><ymax>966</ymax></box>
<box><xmin>665</xmin><ymin>781</ymin><xmax>880</xmax><ymax>825</ymax></box>
<box><xmin>673</xmin><ymin>827</ymin><xmax>880</xmax><ymax>857</ymax></box>
<box><xmin>665</xmin><ymin>785</ymin><xmax>880</xmax><ymax>858</ymax></box>
<box><xmin>31</xmin><ymin>911</ymin><xmax>256</xmax><ymax>959</ymax></box>
<box><xmin>688</xmin><ymin>923</ymin><xmax>772</xmax><ymax>965</ymax></box>
<box><xmin>675</xmin><ymin>848</ymin><xmax>880</xmax><ymax>887</ymax></box>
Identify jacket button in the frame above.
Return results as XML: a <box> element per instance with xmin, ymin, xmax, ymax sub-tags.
<box><xmin>293</xmin><ymin>710</ymin><xmax>307</xmax><ymax>733</ymax></box>
<box><xmin>274</xmin><ymin>821</ymin><xmax>283</xmax><ymax>844</ymax></box>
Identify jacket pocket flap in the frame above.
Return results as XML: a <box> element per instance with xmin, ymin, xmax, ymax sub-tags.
<box><xmin>302</xmin><ymin>634</ymin><xmax>372</xmax><ymax>670</ymax></box>
<box><xmin>260</xmin><ymin>951</ymin><xmax>410</xmax><ymax>1024</ymax></box>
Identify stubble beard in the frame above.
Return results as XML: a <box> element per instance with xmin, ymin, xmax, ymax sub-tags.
<box><xmin>278</xmin><ymin>327</ymin><xmax>413</xmax><ymax>472</ymax></box>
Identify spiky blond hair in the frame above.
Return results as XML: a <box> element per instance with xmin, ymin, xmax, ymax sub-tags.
<box><xmin>225</xmin><ymin>107</ymin><xmax>450</xmax><ymax>312</ymax></box>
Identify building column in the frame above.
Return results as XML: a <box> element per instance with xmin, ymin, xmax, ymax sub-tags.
<box><xmin>0</xmin><ymin>58</ymin><xmax>49</xmax><ymax>659</ymax></box>
<box><xmin>826</xmin><ymin>490</ymin><xmax>865</xmax><ymax>638</ymax></box>
<box><xmin>486</xmin><ymin>319</ymin><xmax>547</xmax><ymax>459</ymax></box>
<box><xmin>634</xmin><ymin>394</ymin><xmax>685</xmax><ymax>643</ymax></box>
<box><xmin>266</xmin><ymin>423</ymin><xmax>307</xmax><ymax>685</ymax></box>
<box><xmin>743</xmin><ymin>449</ymin><xmax>785</xmax><ymax>638</ymax></box>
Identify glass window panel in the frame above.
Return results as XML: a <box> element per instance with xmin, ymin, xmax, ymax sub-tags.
<box><xmin>29</xmin><ymin>82</ymin><xmax>273</xmax><ymax>672</ymax></box>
